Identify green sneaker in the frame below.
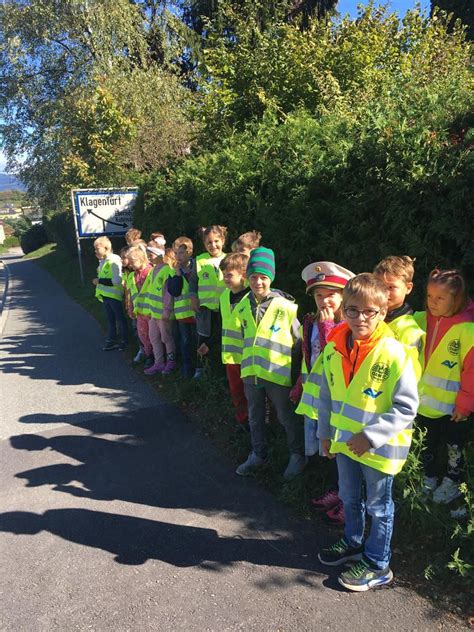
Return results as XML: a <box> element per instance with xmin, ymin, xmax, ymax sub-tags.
<box><xmin>318</xmin><ymin>538</ymin><xmax>363</xmax><ymax>566</ymax></box>
<box><xmin>338</xmin><ymin>558</ymin><xmax>393</xmax><ymax>592</ymax></box>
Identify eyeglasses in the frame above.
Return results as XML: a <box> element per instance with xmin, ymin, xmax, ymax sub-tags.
<box><xmin>344</xmin><ymin>307</ymin><xmax>380</xmax><ymax>320</ymax></box>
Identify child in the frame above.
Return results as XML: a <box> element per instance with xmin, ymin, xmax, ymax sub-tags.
<box><xmin>126</xmin><ymin>245</ymin><xmax>154</xmax><ymax>368</ymax></box>
<box><xmin>120</xmin><ymin>246</ymin><xmax>143</xmax><ymax>363</ymax></box>
<box><xmin>231</xmin><ymin>230</ymin><xmax>262</xmax><ymax>256</ymax></box>
<box><xmin>189</xmin><ymin>225</ymin><xmax>228</xmax><ymax>378</ymax></box>
<box><xmin>168</xmin><ymin>236</ymin><xmax>196</xmax><ymax>378</ymax></box>
<box><xmin>125</xmin><ymin>227</ymin><xmax>142</xmax><ymax>246</ymax></box>
<box><xmin>415</xmin><ymin>269</ymin><xmax>474</xmax><ymax>503</ymax></box>
<box><xmin>92</xmin><ymin>236</ymin><xmax>128</xmax><ymax>351</ymax></box>
<box><xmin>143</xmin><ymin>236</ymin><xmax>176</xmax><ymax>375</ymax></box>
<box><xmin>317</xmin><ymin>273</ymin><xmax>418</xmax><ymax>591</ymax></box>
<box><xmin>234</xmin><ymin>247</ymin><xmax>306</xmax><ymax>479</ymax></box>
<box><xmin>219</xmin><ymin>253</ymin><xmax>250</xmax><ymax>425</ymax></box>
<box><xmin>373</xmin><ymin>256</ymin><xmax>425</xmax><ymax>364</ymax></box>
<box><xmin>294</xmin><ymin>262</ymin><xmax>355</xmax><ymax>525</ymax></box>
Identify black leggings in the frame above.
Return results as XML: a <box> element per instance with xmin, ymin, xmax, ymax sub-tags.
<box><xmin>416</xmin><ymin>414</ymin><xmax>470</xmax><ymax>482</ymax></box>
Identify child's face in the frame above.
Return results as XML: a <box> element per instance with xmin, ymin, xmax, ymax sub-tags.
<box><xmin>128</xmin><ymin>256</ymin><xmax>144</xmax><ymax>272</ymax></box>
<box><xmin>249</xmin><ymin>273</ymin><xmax>271</xmax><ymax>299</ymax></box>
<box><xmin>375</xmin><ymin>273</ymin><xmax>413</xmax><ymax>311</ymax></box>
<box><xmin>427</xmin><ymin>283</ymin><xmax>457</xmax><ymax>318</ymax></box>
<box><xmin>175</xmin><ymin>245</ymin><xmax>190</xmax><ymax>266</ymax></box>
<box><xmin>223</xmin><ymin>268</ymin><xmax>245</xmax><ymax>292</ymax></box>
<box><xmin>204</xmin><ymin>232</ymin><xmax>224</xmax><ymax>257</ymax></box>
<box><xmin>344</xmin><ymin>296</ymin><xmax>387</xmax><ymax>340</ymax></box>
<box><xmin>94</xmin><ymin>245</ymin><xmax>109</xmax><ymax>260</ymax></box>
<box><xmin>312</xmin><ymin>286</ymin><xmax>343</xmax><ymax>316</ymax></box>
<box><xmin>147</xmin><ymin>251</ymin><xmax>159</xmax><ymax>265</ymax></box>
<box><xmin>121</xmin><ymin>255</ymin><xmax>129</xmax><ymax>268</ymax></box>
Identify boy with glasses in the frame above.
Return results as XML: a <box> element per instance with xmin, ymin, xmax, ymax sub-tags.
<box><xmin>317</xmin><ymin>273</ymin><xmax>419</xmax><ymax>591</ymax></box>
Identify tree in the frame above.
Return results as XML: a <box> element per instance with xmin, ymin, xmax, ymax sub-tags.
<box><xmin>431</xmin><ymin>0</ymin><xmax>473</xmax><ymax>39</ymax></box>
<box><xmin>0</xmin><ymin>0</ymin><xmax>195</xmax><ymax>209</ymax></box>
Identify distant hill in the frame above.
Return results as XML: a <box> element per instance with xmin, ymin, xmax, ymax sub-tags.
<box><xmin>0</xmin><ymin>173</ymin><xmax>26</xmax><ymax>192</ymax></box>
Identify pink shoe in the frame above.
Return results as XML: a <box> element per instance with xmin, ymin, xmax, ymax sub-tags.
<box><xmin>144</xmin><ymin>362</ymin><xmax>165</xmax><ymax>375</ymax></box>
<box><xmin>311</xmin><ymin>489</ymin><xmax>340</xmax><ymax>510</ymax></box>
<box><xmin>162</xmin><ymin>359</ymin><xmax>176</xmax><ymax>375</ymax></box>
<box><xmin>326</xmin><ymin>501</ymin><xmax>345</xmax><ymax>525</ymax></box>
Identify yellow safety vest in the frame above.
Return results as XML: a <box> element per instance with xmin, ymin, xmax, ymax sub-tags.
<box><xmin>324</xmin><ymin>337</ymin><xmax>413</xmax><ymax>475</ymax></box>
<box><xmin>134</xmin><ymin>269</ymin><xmax>153</xmax><ymax>316</ymax></box>
<box><xmin>387</xmin><ymin>314</ymin><xmax>425</xmax><ymax>381</ymax></box>
<box><xmin>414</xmin><ymin>311</ymin><xmax>474</xmax><ymax>419</ymax></box>
<box><xmin>174</xmin><ymin>276</ymin><xmax>194</xmax><ymax>320</ymax></box>
<box><xmin>196</xmin><ymin>253</ymin><xmax>226</xmax><ymax>311</ymax></box>
<box><xmin>220</xmin><ymin>288</ymin><xmax>248</xmax><ymax>364</ymax></box>
<box><xmin>95</xmin><ymin>259</ymin><xmax>123</xmax><ymax>303</ymax></box>
<box><xmin>147</xmin><ymin>265</ymin><xmax>175</xmax><ymax>320</ymax></box>
<box><xmin>237</xmin><ymin>296</ymin><xmax>297</xmax><ymax>387</ymax></box>
<box><xmin>296</xmin><ymin>354</ymin><xmax>324</xmax><ymax>419</ymax></box>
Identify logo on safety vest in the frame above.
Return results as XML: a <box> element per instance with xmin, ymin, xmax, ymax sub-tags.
<box><xmin>242</xmin><ymin>319</ymin><xmax>248</xmax><ymax>328</ymax></box>
<box><xmin>441</xmin><ymin>360</ymin><xmax>457</xmax><ymax>369</ymax></box>
<box><xmin>330</xmin><ymin>372</ymin><xmax>334</xmax><ymax>386</ymax></box>
<box><xmin>269</xmin><ymin>325</ymin><xmax>281</xmax><ymax>333</ymax></box>
<box><xmin>370</xmin><ymin>362</ymin><xmax>390</xmax><ymax>382</ymax></box>
<box><xmin>448</xmin><ymin>339</ymin><xmax>460</xmax><ymax>356</ymax></box>
<box><xmin>363</xmin><ymin>388</ymin><xmax>383</xmax><ymax>399</ymax></box>
<box><xmin>202</xmin><ymin>272</ymin><xmax>209</xmax><ymax>279</ymax></box>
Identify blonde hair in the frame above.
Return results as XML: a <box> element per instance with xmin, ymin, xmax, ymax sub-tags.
<box><xmin>173</xmin><ymin>236</ymin><xmax>194</xmax><ymax>254</ymax></box>
<box><xmin>232</xmin><ymin>231</ymin><xmax>262</xmax><ymax>253</ymax></box>
<box><xmin>343</xmin><ymin>273</ymin><xmax>389</xmax><ymax>310</ymax></box>
<box><xmin>127</xmin><ymin>245</ymin><xmax>149</xmax><ymax>266</ymax></box>
<box><xmin>373</xmin><ymin>256</ymin><xmax>415</xmax><ymax>284</ymax></box>
<box><xmin>164</xmin><ymin>247</ymin><xmax>176</xmax><ymax>267</ymax></box>
<box><xmin>94</xmin><ymin>236</ymin><xmax>112</xmax><ymax>250</ymax></box>
<box><xmin>125</xmin><ymin>228</ymin><xmax>142</xmax><ymax>244</ymax></box>
<box><xmin>427</xmin><ymin>269</ymin><xmax>468</xmax><ymax>314</ymax></box>
<box><xmin>199</xmin><ymin>225</ymin><xmax>228</xmax><ymax>246</ymax></box>
<box><xmin>220</xmin><ymin>253</ymin><xmax>248</xmax><ymax>273</ymax></box>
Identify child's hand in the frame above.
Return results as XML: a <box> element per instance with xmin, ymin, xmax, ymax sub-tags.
<box><xmin>319</xmin><ymin>307</ymin><xmax>334</xmax><ymax>322</ymax></box>
<box><xmin>92</xmin><ymin>278</ymin><xmax>99</xmax><ymax>286</ymax></box>
<box><xmin>346</xmin><ymin>432</ymin><xmax>371</xmax><ymax>457</ymax></box>
<box><xmin>451</xmin><ymin>408</ymin><xmax>468</xmax><ymax>422</ymax></box>
<box><xmin>191</xmin><ymin>296</ymin><xmax>200</xmax><ymax>313</ymax></box>
<box><xmin>197</xmin><ymin>343</ymin><xmax>209</xmax><ymax>356</ymax></box>
<box><xmin>321</xmin><ymin>439</ymin><xmax>335</xmax><ymax>459</ymax></box>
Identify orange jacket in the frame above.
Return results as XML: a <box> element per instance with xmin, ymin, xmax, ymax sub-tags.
<box><xmin>327</xmin><ymin>321</ymin><xmax>395</xmax><ymax>386</ymax></box>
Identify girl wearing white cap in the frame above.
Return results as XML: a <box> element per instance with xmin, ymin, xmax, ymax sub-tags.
<box><xmin>293</xmin><ymin>261</ymin><xmax>355</xmax><ymax>525</ymax></box>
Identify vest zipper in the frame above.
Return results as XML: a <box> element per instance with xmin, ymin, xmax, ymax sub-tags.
<box><xmin>427</xmin><ymin>317</ymin><xmax>441</xmax><ymax>362</ymax></box>
<box><xmin>349</xmin><ymin>345</ymin><xmax>360</xmax><ymax>384</ymax></box>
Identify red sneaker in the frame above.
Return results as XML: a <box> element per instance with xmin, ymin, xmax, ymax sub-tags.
<box><xmin>326</xmin><ymin>501</ymin><xmax>345</xmax><ymax>525</ymax></box>
<box><xmin>311</xmin><ymin>489</ymin><xmax>340</xmax><ymax>510</ymax></box>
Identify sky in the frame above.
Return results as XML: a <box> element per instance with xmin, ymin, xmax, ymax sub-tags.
<box><xmin>0</xmin><ymin>0</ymin><xmax>430</xmax><ymax>174</ymax></box>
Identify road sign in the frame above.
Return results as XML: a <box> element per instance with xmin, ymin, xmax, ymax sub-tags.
<box><xmin>72</xmin><ymin>188</ymin><xmax>138</xmax><ymax>237</ymax></box>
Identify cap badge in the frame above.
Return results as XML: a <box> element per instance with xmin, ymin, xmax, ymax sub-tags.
<box><xmin>314</xmin><ymin>266</ymin><xmax>322</xmax><ymax>272</ymax></box>
<box><xmin>315</xmin><ymin>273</ymin><xmax>326</xmax><ymax>281</ymax></box>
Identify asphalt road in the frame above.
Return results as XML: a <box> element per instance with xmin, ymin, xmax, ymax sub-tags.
<box><xmin>0</xmin><ymin>253</ymin><xmax>466</xmax><ymax>631</ymax></box>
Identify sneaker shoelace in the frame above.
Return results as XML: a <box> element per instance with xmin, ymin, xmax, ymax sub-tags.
<box><xmin>345</xmin><ymin>559</ymin><xmax>371</xmax><ymax>579</ymax></box>
<box><xmin>328</xmin><ymin>538</ymin><xmax>349</xmax><ymax>554</ymax></box>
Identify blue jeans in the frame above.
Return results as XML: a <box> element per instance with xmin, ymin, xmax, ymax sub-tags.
<box><xmin>103</xmin><ymin>297</ymin><xmax>128</xmax><ymax>345</ymax></box>
<box><xmin>177</xmin><ymin>321</ymin><xmax>195</xmax><ymax>377</ymax></box>
<box><xmin>336</xmin><ymin>453</ymin><xmax>394</xmax><ymax>570</ymax></box>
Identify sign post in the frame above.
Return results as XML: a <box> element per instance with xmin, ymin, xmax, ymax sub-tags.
<box><xmin>71</xmin><ymin>187</ymin><xmax>139</xmax><ymax>285</ymax></box>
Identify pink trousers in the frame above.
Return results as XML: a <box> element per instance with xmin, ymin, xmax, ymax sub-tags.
<box><xmin>136</xmin><ymin>315</ymin><xmax>153</xmax><ymax>357</ymax></box>
<box><xmin>149</xmin><ymin>319</ymin><xmax>176</xmax><ymax>363</ymax></box>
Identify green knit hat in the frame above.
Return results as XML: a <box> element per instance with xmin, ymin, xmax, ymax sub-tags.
<box><xmin>246</xmin><ymin>247</ymin><xmax>276</xmax><ymax>281</ymax></box>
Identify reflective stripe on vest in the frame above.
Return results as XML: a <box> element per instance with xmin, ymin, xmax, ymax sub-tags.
<box><xmin>220</xmin><ymin>288</ymin><xmax>247</xmax><ymax>364</ymax></box>
<box><xmin>196</xmin><ymin>253</ymin><xmax>226</xmax><ymax>311</ymax></box>
<box><xmin>417</xmin><ymin>318</ymin><xmax>474</xmax><ymax>419</ymax></box>
<box><xmin>174</xmin><ymin>276</ymin><xmax>194</xmax><ymax>320</ymax></box>
<box><xmin>236</xmin><ymin>296</ymin><xmax>297</xmax><ymax>386</ymax></box>
<box><xmin>134</xmin><ymin>270</ymin><xmax>153</xmax><ymax>316</ymax></box>
<box><xmin>296</xmin><ymin>355</ymin><xmax>323</xmax><ymax>419</ymax></box>
<box><xmin>324</xmin><ymin>337</ymin><xmax>413</xmax><ymax>475</ymax></box>
<box><xmin>95</xmin><ymin>259</ymin><xmax>123</xmax><ymax>302</ymax></box>
<box><xmin>147</xmin><ymin>265</ymin><xmax>175</xmax><ymax>320</ymax></box>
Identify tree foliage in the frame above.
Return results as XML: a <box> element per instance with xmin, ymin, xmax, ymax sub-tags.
<box><xmin>0</xmin><ymin>0</ymin><xmax>195</xmax><ymax>209</ymax></box>
<box><xmin>431</xmin><ymin>0</ymin><xmax>473</xmax><ymax>40</ymax></box>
